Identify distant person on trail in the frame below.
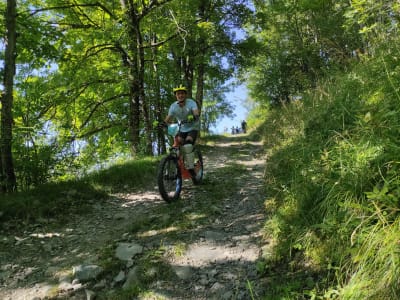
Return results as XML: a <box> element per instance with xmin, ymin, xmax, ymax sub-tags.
<box><xmin>241</xmin><ymin>120</ymin><xmax>247</xmax><ymax>134</ymax></box>
<box><xmin>163</xmin><ymin>84</ymin><xmax>200</xmax><ymax>175</ymax></box>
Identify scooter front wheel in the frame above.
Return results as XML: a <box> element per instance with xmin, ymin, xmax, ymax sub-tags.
<box><xmin>157</xmin><ymin>155</ymin><xmax>182</xmax><ymax>202</ymax></box>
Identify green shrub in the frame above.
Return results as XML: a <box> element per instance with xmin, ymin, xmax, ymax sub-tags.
<box><xmin>261</xmin><ymin>51</ymin><xmax>400</xmax><ymax>299</ymax></box>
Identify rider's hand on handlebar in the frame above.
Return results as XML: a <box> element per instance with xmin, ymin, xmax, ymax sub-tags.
<box><xmin>153</xmin><ymin>120</ymin><xmax>167</xmax><ymax>129</ymax></box>
<box><xmin>187</xmin><ymin>115</ymin><xmax>194</xmax><ymax>123</ymax></box>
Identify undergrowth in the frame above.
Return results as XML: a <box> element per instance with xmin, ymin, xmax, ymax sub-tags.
<box><xmin>260</xmin><ymin>48</ymin><xmax>400</xmax><ymax>299</ymax></box>
<box><xmin>0</xmin><ymin>157</ymin><xmax>157</xmax><ymax>224</ymax></box>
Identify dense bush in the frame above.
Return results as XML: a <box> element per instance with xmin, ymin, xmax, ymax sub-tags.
<box><xmin>261</xmin><ymin>48</ymin><xmax>400</xmax><ymax>299</ymax></box>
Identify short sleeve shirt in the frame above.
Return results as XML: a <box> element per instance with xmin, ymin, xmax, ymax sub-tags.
<box><xmin>168</xmin><ymin>99</ymin><xmax>200</xmax><ymax>132</ymax></box>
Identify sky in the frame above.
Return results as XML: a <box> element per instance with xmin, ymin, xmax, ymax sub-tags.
<box><xmin>211</xmin><ymin>24</ymin><xmax>250</xmax><ymax>134</ymax></box>
<box><xmin>212</xmin><ymin>84</ymin><xmax>249</xmax><ymax>134</ymax></box>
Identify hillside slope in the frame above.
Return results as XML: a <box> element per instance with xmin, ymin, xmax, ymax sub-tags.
<box><xmin>0</xmin><ymin>135</ymin><xmax>268</xmax><ymax>300</ymax></box>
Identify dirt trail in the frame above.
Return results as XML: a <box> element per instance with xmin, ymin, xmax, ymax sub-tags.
<box><xmin>0</xmin><ymin>135</ymin><xmax>268</xmax><ymax>300</ymax></box>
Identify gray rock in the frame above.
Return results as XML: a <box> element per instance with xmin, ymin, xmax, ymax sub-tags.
<box><xmin>115</xmin><ymin>242</ymin><xmax>143</xmax><ymax>261</ymax></box>
<box><xmin>199</xmin><ymin>276</ymin><xmax>209</xmax><ymax>285</ymax></box>
<box><xmin>93</xmin><ymin>279</ymin><xmax>107</xmax><ymax>289</ymax></box>
<box><xmin>73</xmin><ymin>265</ymin><xmax>103</xmax><ymax>281</ymax></box>
<box><xmin>222</xmin><ymin>290</ymin><xmax>234</xmax><ymax>300</ymax></box>
<box><xmin>113</xmin><ymin>270</ymin><xmax>125</xmax><ymax>282</ymax></box>
<box><xmin>126</xmin><ymin>259</ymin><xmax>134</xmax><ymax>268</ymax></box>
<box><xmin>85</xmin><ymin>289</ymin><xmax>96</xmax><ymax>300</ymax></box>
<box><xmin>208</xmin><ymin>268</ymin><xmax>219</xmax><ymax>278</ymax></box>
<box><xmin>173</xmin><ymin>265</ymin><xmax>192</xmax><ymax>280</ymax></box>
<box><xmin>122</xmin><ymin>266</ymin><xmax>140</xmax><ymax>290</ymax></box>
<box><xmin>58</xmin><ymin>280</ymin><xmax>82</xmax><ymax>292</ymax></box>
<box><xmin>210</xmin><ymin>282</ymin><xmax>225</xmax><ymax>292</ymax></box>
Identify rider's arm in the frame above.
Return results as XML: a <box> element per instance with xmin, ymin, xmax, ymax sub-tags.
<box><xmin>192</xmin><ymin>108</ymin><xmax>200</xmax><ymax>120</ymax></box>
<box><xmin>186</xmin><ymin>108</ymin><xmax>199</xmax><ymax>123</ymax></box>
<box><xmin>189</xmin><ymin>99</ymin><xmax>200</xmax><ymax>120</ymax></box>
<box><xmin>164</xmin><ymin>114</ymin><xmax>173</xmax><ymax>124</ymax></box>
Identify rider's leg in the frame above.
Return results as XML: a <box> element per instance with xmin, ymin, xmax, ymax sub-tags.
<box><xmin>176</xmin><ymin>135</ymin><xmax>184</xmax><ymax>146</ymax></box>
<box><xmin>182</xmin><ymin>131</ymin><xmax>198</xmax><ymax>170</ymax></box>
<box><xmin>185</xmin><ymin>130</ymin><xmax>198</xmax><ymax>144</ymax></box>
<box><xmin>182</xmin><ymin>140</ymin><xmax>194</xmax><ymax>169</ymax></box>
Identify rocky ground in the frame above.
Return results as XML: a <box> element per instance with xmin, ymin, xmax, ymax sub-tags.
<box><xmin>0</xmin><ymin>135</ymin><xmax>269</xmax><ymax>299</ymax></box>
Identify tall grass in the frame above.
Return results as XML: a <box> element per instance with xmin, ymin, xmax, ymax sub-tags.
<box><xmin>261</xmin><ymin>47</ymin><xmax>400</xmax><ymax>299</ymax></box>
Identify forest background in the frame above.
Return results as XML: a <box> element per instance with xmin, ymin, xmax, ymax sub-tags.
<box><xmin>1</xmin><ymin>0</ymin><xmax>400</xmax><ymax>299</ymax></box>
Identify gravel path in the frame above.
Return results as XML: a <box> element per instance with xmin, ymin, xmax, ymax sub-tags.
<box><xmin>0</xmin><ymin>135</ymin><xmax>268</xmax><ymax>299</ymax></box>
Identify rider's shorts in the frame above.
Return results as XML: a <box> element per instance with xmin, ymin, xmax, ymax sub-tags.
<box><xmin>178</xmin><ymin>130</ymin><xmax>198</xmax><ymax>144</ymax></box>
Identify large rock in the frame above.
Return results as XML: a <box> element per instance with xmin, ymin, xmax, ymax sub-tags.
<box><xmin>73</xmin><ymin>265</ymin><xmax>103</xmax><ymax>281</ymax></box>
<box><xmin>115</xmin><ymin>242</ymin><xmax>143</xmax><ymax>261</ymax></box>
<box><xmin>172</xmin><ymin>265</ymin><xmax>193</xmax><ymax>280</ymax></box>
<box><xmin>122</xmin><ymin>266</ymin><xmax>140</xmax><ymax>290</ymax></box>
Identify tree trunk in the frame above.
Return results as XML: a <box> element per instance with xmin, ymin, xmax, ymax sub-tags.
<box><xmin>128</xmin><ymin>73</ymin><xmax>141</xmax><ymax>156</ymax></box>
<box><xmin>195</xmin><ymin>0</ymin><xmax>208</xmax><ymax>114</ymax></box>
<box><xmin>127</xmin><ymin>43</ymin><xmax>141</xmax><ymax>156</ymax></box>
<box><xmin>0</xmin><ymin>93</ymin><xmax>3</xmax><ymax>192</ymax></box>
<box><xmin>151</xmin><ymin>34</ymin><xmax>166</xmax><ymax>155</ymax></box>
<box><xmin>120</xmin><ymin>0</ymin><xmax>141</xmax><ymax>155</ymax></box>
<box><xmin>120</xmin><ymin>0</ymin><xmax>173</xmax><ymax>155</ymax></box>
<box><xmin>1</xmin><ymin>0</ymin><xmax>17</xmax><ymax>193</ymax></box>
<box><xmin>139</xmin><ymin>32</ymin><xmax>153</xmax><ymax>155</ymax></box>
<box><xmin>183</xmin><ymin>55</ymin><xmax>194</xmax><ymax>98</ymax></box>
<box><xmin>195</xmin><ymin>62</ymin><xmax>205</xmax><ymax>113</ymax></box>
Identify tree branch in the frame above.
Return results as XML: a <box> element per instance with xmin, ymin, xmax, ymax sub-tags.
<box><xmin>139</xmin><ymin>0</ymin><xmax>174</xmax><ymax>19</ymax></box>
<box><xmin>27</xmin><ymin>3</ymin><xmax>116</xmax><ymax>19</ymax></box>
<box><xmin>84</xmin><ymin>43</ymin><xmax>119</xmax><ymax>58</ymax></box>
<box><xmin>80</xmin><ymin>93</ymin><xmax>129</xmax><ymax>129</ymax></box>
<box><xmin>141</xmin><ymin>32</ymin><xmax>179</xmax><ymax>49</ymax></box>
<box><xmin>76</xmin><ymin>121</ymin><xmax>124</xmax><ymax>140</ymax></box>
